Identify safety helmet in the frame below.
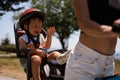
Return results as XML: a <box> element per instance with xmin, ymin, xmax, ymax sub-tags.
<box><xmin>19</xmin><ymin>8</ymin><xmax>45</xmax><ymax>30</ymax></box>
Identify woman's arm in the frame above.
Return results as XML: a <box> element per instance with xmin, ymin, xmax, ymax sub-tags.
<box><xmin>72</xmin><ymin>0</ymin><xmax>117</xmax><ymax>38</ymax></box>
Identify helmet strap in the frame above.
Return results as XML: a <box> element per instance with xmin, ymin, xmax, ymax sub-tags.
<box><xmin>26</xmin><ymin>31</ymin><xmax>40</xmax><ymax>48</ymax></box>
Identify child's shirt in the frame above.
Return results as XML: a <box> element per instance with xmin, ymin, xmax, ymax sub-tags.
<box><xmin>19</xmin><ymin>34</ymin><xmax>47</xmax><ymax>49</ymax></box>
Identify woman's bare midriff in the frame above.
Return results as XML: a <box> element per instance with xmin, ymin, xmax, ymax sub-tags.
<box><xmin>80</xmin><ymin>33</ymin><xmax>117</xmax><ymax>56</ymax></box>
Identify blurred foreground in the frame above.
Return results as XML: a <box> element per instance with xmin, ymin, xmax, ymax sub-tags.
<box><xmin>0</xmin><ymin>52</ymin><xmax>120</xmax><ymax>80</ymax></box>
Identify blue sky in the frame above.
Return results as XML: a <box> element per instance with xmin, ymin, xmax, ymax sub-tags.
<box><xmin>0</xmin><ymin>11</ymin><xmax>120</xmax><ymax>53</ymax></box>
<box><xmin>0</xmin><ymin>12</ymin><xmax>14</xmax><ymax>44</ymax></box>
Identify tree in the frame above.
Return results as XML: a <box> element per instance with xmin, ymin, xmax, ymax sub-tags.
<box><xmin>0</xmin><ymin>34</ymin><xmax>16</xmax><ymax>53</ymax></box>
<box><xmin>1</xmin><ymin>34</ymin><xmax>10</xmax><ymax>46</ymax></box>
<box><xmin>0</xmin><ymin>0</ymin><xmax>29</xmax><ymax>16</ymax></box>
<box><xmin>31</xmin><ymin>0</ymin><xmax>78</xmax><ymax>49</ymax></box>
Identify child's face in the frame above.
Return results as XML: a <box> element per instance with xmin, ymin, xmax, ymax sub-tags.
<box><xmin>28</xmin><ymin>18</ymin><xmax>42</xmax><ymax>36</ymax></box>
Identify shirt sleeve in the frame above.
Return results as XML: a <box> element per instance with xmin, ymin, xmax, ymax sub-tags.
<box><xmin>19</xmin><ymin>34</ymin><xmax>28</xmax><ymax>43</ymax></box>
<box><xmin>39</xmin><ymin>34</ymin><xmax>47</xmax><ymax>43</ymax></box>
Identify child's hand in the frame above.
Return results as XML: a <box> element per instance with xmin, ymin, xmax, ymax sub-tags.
<box><xmin>39</xmin><ymin>42</ymin><xmax>46</xmax><ymax>48</ymax></box>
<box><xmin>27</xmin><ymin>43</ymin><xmax>35</xmax><ymax>49</ymax></box>
<box><xmin>29</xmin><ymin>49</ymin><xmax>47</xmax><ymax>58</ymax></box>
<box><xmin>47</xmin><ymin>27</ymin><xmax>56</xmax><ymax>36</ymax></box>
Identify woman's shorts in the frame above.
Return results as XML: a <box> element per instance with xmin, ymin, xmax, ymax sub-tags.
<box><xmin>64</xmin><ymin>42</ymin><xmax>115</xmax><ymax>80</ymax></box>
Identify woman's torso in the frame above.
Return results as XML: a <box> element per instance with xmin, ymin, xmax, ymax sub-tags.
<box><xmin>80</xmin><ymin>33</ymin><xmax>117</xmax><ymax>55</ymax></box>
<box><xmin>79</xmin><ymin>0</ymin><xmax>119</xmax><ymax>55</ymax></box>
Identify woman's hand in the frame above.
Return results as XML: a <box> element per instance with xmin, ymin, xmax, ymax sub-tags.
<box><xmin>113</xmin><ymin>19</ymin><xmax>120</xmax><ymax>26</ymax></box>
<box><xmin>113</xmin><ymin>19</ymin><xmax>120</xmax><ymax>38</ymax></box>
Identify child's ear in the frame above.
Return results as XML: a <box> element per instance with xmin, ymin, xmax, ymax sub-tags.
<box><xmin>24</xmin><ymin>24</ymin><xmax>28</xmax><ymax>30</ymax></box>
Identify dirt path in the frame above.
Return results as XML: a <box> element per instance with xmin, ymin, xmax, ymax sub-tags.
<box><xmin>0</xmin><ymin>65</ymin><xmax>26</xmax><ymax>80</ymax></box>
<box><xmin>0</xmin><ymin>53</ymin><xmax>26</xmax><ymax>80</ymax></box>
<box><xmin>0</xmin><ymin>75</ymin><xmax>18</xmax><ymax>80</ymax></box>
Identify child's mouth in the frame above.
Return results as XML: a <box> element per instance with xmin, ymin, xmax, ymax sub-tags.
<box><xmin>34</xmin><ymin>31</ymin><xmax>39</xmax><ymax>34</ymax></box>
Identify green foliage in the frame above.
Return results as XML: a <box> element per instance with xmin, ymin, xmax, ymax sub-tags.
<box><xmin>0</xmin><ymin>0</ymin><xmax>29</xmax><ymax>16</ymax></box>
<box><xmin>0</xmin><ymin>35</ymin><xmax>16</xmax><ymax>53</ymax></box>
<box><xmin>31</xmin><ymin>0</ymin><xmax>78</xmax><ymax>49</ymax></box>
<box><xmin>1</xmin><ymin>37</ymin><xmax>10</xmax><ymax>46</ymax></box>
<box><xmin>0</xmin><ymin>45</ymin><xmax>16</xmax><ymax>53</ymax></box>
<box><xmin>115</xmin><ymin>59</ymin><xmax>120</xmax><ymax>74</ymax></box>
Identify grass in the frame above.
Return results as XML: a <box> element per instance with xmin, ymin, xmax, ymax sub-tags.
<box><xmin>0</xmin><ymin>53</ymin><xmax>26</xmax><ymax>80</ymax></box>
<box><xmin>115</xmin><ymin>59</ymin><xmax>120</xmax><ymax>74</ymax></box>
<box><xmin>0</xmin><ymin>52</ymin><xmax>20</xmax><ymax>67</ymax></box>
<box><xmin>0</xmin><ymin>56</ymin><xmax>21</xmax><ymax>69</ymax></box>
